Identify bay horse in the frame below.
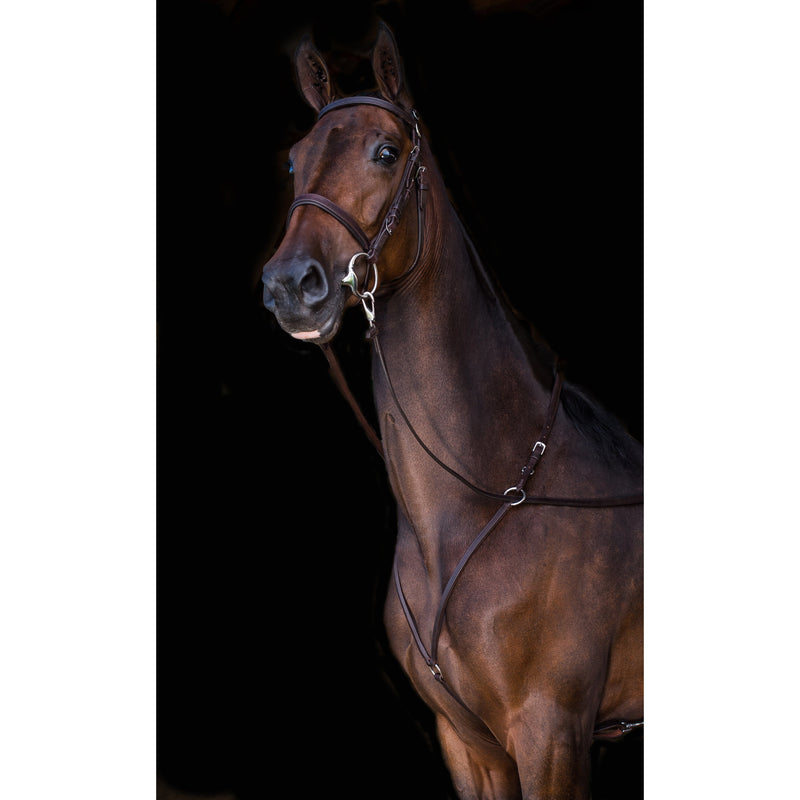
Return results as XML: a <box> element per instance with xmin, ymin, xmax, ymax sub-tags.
<box><xmin>261</xmin><ymin>24</ymin><xmax>643</xmax><ymax>799</ymax></box>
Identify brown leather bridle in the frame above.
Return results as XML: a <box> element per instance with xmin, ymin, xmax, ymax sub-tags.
<box><xmin>286</xmin><ymin>94</ymin><xmax>643</xmax><ymax>743</ymax></box>
<box><xmin>286</xmin><ymin>96</ymin><xmax>427</xmax><ymax>323</ymax></box>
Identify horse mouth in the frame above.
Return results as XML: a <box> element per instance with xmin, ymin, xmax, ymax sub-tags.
<box><xmin>288</xmin><ymin>310</ymin><xmax>340</xmax><ymax>344</ymax></box>
<box><xmin>266</xmin><ymin>265</ymin><xmax>352</xmax><ymax>345</ymax></box>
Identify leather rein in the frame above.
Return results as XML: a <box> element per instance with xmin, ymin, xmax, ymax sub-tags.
<box><xmin>291</xmin><ymin>95</ymin><xmax>643</xmax><ymax>743</ymax></box>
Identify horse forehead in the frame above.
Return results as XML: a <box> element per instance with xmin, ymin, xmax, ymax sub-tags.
<box><xmin>303</xmin><ymin>120</ymin><xmax>357</xmax><ymax>161</ymax></box>
<box><xmin>300</xmin><ymin>107</ymin><xmax>405</xmax><ymax>162</ymax></box>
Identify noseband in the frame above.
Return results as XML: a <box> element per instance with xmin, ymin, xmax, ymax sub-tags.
<box><xmin>286</xmin><ymin>96</ymin><xmax>427</xmax><ymax>325</ymax></box>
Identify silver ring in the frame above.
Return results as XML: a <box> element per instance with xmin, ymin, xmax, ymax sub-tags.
<box><xmin>342</xmin><ymin>254</ymin><xmax>379</xmax><ymax>299</ymax></box>
<box><xmin>503</xmin><ymin>487</ymin><xmax>526</xmax><ymax>506</ymax></box>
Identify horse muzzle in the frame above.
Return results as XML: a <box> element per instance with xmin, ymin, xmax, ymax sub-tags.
<box><xmin>261</xmin><ymin>254</ymin><xmax>345</xmax><ymax>343</ymax></box>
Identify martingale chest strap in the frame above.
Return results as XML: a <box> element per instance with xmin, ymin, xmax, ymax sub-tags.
<box><xmin>391</xmin><ymin>369</ymin><xmax>561</xmax><ymax>720</ymax></box>
<box><xmin>321</xmin><ymin>341</ymin><xmax>643</xmax><ymax>740</ymax></box>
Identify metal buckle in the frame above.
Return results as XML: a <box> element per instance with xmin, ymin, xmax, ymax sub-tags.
<box><xmin>384</xmin><ymin>214</ymin><xmax>398</xmax><ymax>237</ymax></box>
<box><xmin>532</xmin><ymin>441</ymin><xmax>546</xmax><ymax>457</ymax></box>
<box><xmin>429</xmin><ymin>662</ymin><xmax>443</xmax><ymax>679</ymax></box>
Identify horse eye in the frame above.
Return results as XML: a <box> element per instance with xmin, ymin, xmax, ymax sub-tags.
<box><xmin>286</xmin><ymin>160</ymin><xmax>294</xmax><ymax>174</ymax></box>
<box><xmin>377</xmin><ymin>145</ymin><xmax>399</xmax><ymax>165</ymax></box>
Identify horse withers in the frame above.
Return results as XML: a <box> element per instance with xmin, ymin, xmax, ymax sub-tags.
<box><xmin>261</xmin><ymin>23</ymin><xmax>643</xmax><ymax>800</ymax></box>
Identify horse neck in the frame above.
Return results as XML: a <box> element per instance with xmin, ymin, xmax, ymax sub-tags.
<box><xmin>372</xmin><ymin>168</ymin><xmax>554</xmax><ymax>516</ymax></box>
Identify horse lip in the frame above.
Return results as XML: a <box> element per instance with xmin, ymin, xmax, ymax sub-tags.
<box><xmin>289</xmin><ymin>312</ymin><xmax>339</xmax><ymax>343</ymax></box>
<box><xmin>291</xmin><ymin>329</ymin><xmax>322</xmax><ymax>340</ymax></box>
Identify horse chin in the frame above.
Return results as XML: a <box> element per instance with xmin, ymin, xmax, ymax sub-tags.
<box><xmin>284</xmin><ymin>305</ymin><xmax>343</xmax><ymax>345</ymax></box>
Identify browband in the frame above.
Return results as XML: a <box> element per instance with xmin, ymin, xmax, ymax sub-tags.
<box><xmin>318</xmin><ymin>96</ymin><xmax>417</xmax><ymax>129</ymax></box>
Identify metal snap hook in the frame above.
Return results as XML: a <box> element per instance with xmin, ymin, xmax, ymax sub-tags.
<box><xmin>360</xmin><ymin>291</ymin><xmax>376</xmax><ymax>326</ymax></box>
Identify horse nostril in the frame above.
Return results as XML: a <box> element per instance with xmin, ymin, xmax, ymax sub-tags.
<box><xmin>298</xmin><ymin>260</ymin><xmax>328</xmax><ymax>305</ymax></box>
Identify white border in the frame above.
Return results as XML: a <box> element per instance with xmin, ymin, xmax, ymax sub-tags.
<box><xmin>0</xmin><ymin>3</ymin><xmax>156</xmax><ymax>797</ymax></box>
<box><xmin>645</xmin><ymin>1</ymin><xmax>800</xmax><ymax>796</ymax></box>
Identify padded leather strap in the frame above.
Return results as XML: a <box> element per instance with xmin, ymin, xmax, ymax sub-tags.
<box><xmin>288</xmin><ymin>194</ymin><xmax>371</xmax><ymax>253</ymax></box>
<box><xmin>318</xmin><ymin>96</ymin><xmax>417</xmax><ymax>128</ymax></box>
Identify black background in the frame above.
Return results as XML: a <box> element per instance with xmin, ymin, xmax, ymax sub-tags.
<box><xmin>158</xmin><ymin>0</ymin><xmax>643</xmax><ymax>796</ymax></box>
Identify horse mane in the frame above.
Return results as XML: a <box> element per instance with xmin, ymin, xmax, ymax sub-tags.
<box><xmin>458</xmin><ymin>214</ymin><xmax>641</xmax><ymax>472</ymax></box>
<box><xmin>558</xmin><ymin>382</ymin><xmax>642</xmax><ymax>471</ymax></box>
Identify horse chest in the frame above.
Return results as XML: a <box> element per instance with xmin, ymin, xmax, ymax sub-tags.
<box><xmin>385</xmin><ymin>516</ymin><xmax>538</xmax><ymax>719</ymax></box>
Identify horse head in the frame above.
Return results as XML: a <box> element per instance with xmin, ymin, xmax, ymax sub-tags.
<box><xmin>261</xmin><ymin>24</ymin><xmax>424</xmax><ymax>343</ymax></box>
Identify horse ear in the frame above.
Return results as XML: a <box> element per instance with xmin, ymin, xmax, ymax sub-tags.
<box><xmin>372</xmin><ymin>23</ymin><xmax>409</xmax><ymax>106</ymax></box>
<box><xmin>294</xmin><ymin>35</ymin><xmax>334</xmax><ymax>112</ymax></box>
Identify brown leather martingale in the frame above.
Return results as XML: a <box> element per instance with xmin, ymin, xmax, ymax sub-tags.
<box><xmin>303</xmin><ymin>95</ymin><xmax>645</xmax><ymax>746</ymax></box>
